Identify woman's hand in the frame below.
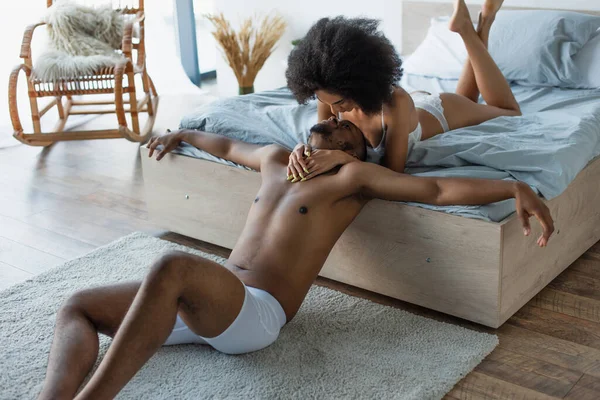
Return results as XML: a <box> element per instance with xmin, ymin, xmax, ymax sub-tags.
<box><xmin>300</xmin><ymin>149</ymin><xmax>358</xmax><ymax>182</ymax></box>
<box><xmin>147</xmin><ymin>129</ymin><xmax>185</xmax><ymax>161</ymax></box>
<box><xmin>287</xmin><ymin>143</ymin><xmax>312</xmax><ymax>181</ymax></box>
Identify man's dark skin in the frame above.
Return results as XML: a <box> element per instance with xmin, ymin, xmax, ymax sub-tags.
<box><xmin>37</xmin><ymin>118</ymin><xmax>554</xmax><ymax>400</ymax></box>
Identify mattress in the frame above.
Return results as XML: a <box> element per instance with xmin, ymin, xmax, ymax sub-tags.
<box><xmin>175</xmin><ymin>79</ymin><xmax>600</xmax><ymax>222</ymax></box>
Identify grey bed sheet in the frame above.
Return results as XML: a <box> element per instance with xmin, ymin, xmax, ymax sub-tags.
<box><xmin>175</xmin><ymin>78</ymin><xmax>600</xmax><ymax>222</ymax></box>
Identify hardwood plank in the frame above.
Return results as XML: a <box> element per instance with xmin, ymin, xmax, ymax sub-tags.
<box><xmin>0</xmin><ymin>237</ymin><xmax>64</xmax><ymax>274</ymax></box>
<box><xmin>531</xmin><ymin>288</ymin><xmax>600</xmax><ymax>324</ymax></box>
<box><xmin>160</xmin><ymin>232</ymin><xmax>232</xmax><ymax>260</ymax></box>
<box><xmin>589</xmin><ymin>241</ymin><xmax>600</xmax><ymax>256</ymax></box>
<box><xmin>496</xmin><ymin>325</ymin><xmax>600</xmax><ymax>378</ymax></box>
<box><xmin>0</xmin><ymin>194</ymin><xmax>51</xmax><ymax>219</ymax></box>
<box><xmin>474</xmin><ymin>347</ymin><xmax>581</xmax><ymax>398</ymax></box>
<box><xmin>0</xmin><ymin>215</ymin><xmax>95</xmax><ymax>260</ymax></box>
<box><xmin>569</xmin><ymin>253</ymin><xmax>600</xmax><ymax>280</ymax></box>
<box><xmin>509</xmin><ymin>305</ymin><xmax>600</xmax><ymax>350</ymax></box>
<box><xmin>548</xmin><ymin>269</ymin><xmax>600</xmax><ymax>302</ymax></box>
<box><xmin>447</xmin><ymin>371</ymin><xmax>560</xmax><ymax>400</ymax></box>
<box><xmin>0</xmin><ymin>261</ymin><xmax>34</xmax><ymax>291</ymax></box>
<box><xmin>564</xmin><ymin>374</ymin><xmax>600</xmax><ymax>400</ymax></box>
<box><xmin>19</xmin><ymin>208</ymin><xmax>150</xmax><ymax>247</ymax></box>
<box><xmin>79</xmin><ymin>190</ymin><xmax>148</xmax><ymax>220</ymax></box>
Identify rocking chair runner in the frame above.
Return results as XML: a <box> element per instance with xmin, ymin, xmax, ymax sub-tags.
<box><xmin>9</xmin><ymin>0</ymin><xmax>159</xmax><ymax>147</ymax></box>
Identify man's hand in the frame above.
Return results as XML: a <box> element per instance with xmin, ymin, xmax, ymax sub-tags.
<box><xmin>147</xmin><ymin>129</ymin><xmax>184</xmax><ymax>161</ymax></box>
<box><xmin>514</xmin><ymin>182</ymin><xmax>554</xmax><ymax>247</ymax></box>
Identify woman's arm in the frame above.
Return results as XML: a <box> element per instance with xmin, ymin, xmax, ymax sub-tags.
<box><xmin>381</xmin><ymin>91</ymin><xmax>417</xmax><ymax>174</ymax></box>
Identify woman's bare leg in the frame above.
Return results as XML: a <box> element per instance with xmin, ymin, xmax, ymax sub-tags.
<box><xmin>449</xmin><ymin>0</ymin><xmax>519</xmax><ymax>113</ymax></box>
<box><xmin>455</xmin><ymin>13</ymin><xmax>486</xmax><ymax>102</ymax></box>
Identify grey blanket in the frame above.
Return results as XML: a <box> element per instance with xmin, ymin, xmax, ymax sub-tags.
<box><xmin>177</xmin><ymin>84</ymin><xmax>600</xmax><ymax>222</ymax></box>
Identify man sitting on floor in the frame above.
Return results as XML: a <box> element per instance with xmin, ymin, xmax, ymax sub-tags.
<box><xmin>38</xmin><ymin>118</ymin><xmax>554</xmax><ymax>400</ymax></box>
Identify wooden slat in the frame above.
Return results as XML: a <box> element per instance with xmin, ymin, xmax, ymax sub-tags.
<box><xmin>0</xmin><ymin>261</ymin><xmax>34</xmax><ymax>292</ymax></box>
<box><xmin>474</xmin><ymin>347</ymin><xmax>581</xmax><ymax>398</ymax></box>
<box><xmin>509</xmin><ymin>305</ymin><xmax>600</xmax><ymax>350</ymax></box>
<box><xmin>38</xmin><ymin>98</ymin><xmax>57</xmax><ymax>117</ymax></box>
<box><xmin>447</xmin><ymin>371</ymin><xmax>561</xmax><ymax>400</ymax></box>
<box><xmin>548</xmin><ymin>269</ymin><xmax>600</xmax><ymax>302</ymax></box>
<box><xmin>569</xmin><ymin>254</ymin><xmax>600</xmax><ymax>280</ymax></box>
<box><xmin>17</xmin><ymin>130</ymin><xmax>124</xmax><ymax>143</ymax></box>
<box><xmin>71</xmin><ymin>100</ymin><xmax>118</xmax><ymax>106</ymax></box>
<box><xmin>68</xmin><ymin>107</ymin><xmax>148</xmax><ymax>115</ymax></box>
<box><xmin>0</xmin><ymin>215</ymin><xmax>95</xmax><ymax>260</ymax></box>
<box><xmin>496</xmin><ymin>325</ymin><xmax>600</xmax><ymax>378</ymax></box>
<box><xmin>0</xmin><ymin>237</ymin><xmax>64</xmax><ymax>274</ymax></box>
<box><xmin>531</xmin><ymin>288</ymin><xmax>600</xmax><ymax>324</ymax></box>
<box><xmin>564</xmin><ymin>374</ymin><xmax>600</xmax><ymax>400</ymax></box>
<box><xmin>78</xmin><ymin>190</ymin><xmax>149</xmax><ymax>220</ymax></box>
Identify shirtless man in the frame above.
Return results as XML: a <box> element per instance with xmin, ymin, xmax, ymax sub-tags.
<box><xmin>38</xmin><ymin>118</ymin><xmax>554</xmax><ymax>400</ymax></box>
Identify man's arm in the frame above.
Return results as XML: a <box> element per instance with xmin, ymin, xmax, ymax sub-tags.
<box><xmin>343</xmin><ymin>162</ymin><xmax>555</xmax><ymax>246</ymax></box>
<box><xmin>147</xmin><ymin>129</ymin><xmax>278</xmax><ymax>171</ymax></box>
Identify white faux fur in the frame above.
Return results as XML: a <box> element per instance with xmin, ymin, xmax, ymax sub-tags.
<box><xmin>33</xmin><ymin>1</ymin><xmax>126</xmax><ymax>81</ymax></box>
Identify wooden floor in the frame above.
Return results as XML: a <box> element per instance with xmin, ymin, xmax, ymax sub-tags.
<box><xmin>1</xmin><ymin>96</ymin><xmax>600</xmax><ymax>399</ymax></box>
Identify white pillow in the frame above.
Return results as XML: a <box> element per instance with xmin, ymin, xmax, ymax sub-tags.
<box><xmin>404</xmin><ymin>13</ymin><xmax>600</xmax><ymax>88</ymax></box>
<box><xmin>403</xmin><ymin>16</ymin><xmax>466</xmax><ymax>80</ymax></box>
<box><xmin>574</xmin><ymin>29</ymin><xmax>600</xmax><ymax>88</ymax></box>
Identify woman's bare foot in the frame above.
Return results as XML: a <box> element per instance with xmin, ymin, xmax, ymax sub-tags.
<box><xmin>449</xmin><ymin>0</ymin><xmax>474</xmax><ymax>34</ymax></box>
<box><xmin>477</xmin><ymin>0</ymin><xmax>503</xmax><ymax>40</ymax></box>
<box><xmin>481</xmin><ymin>0</ymin><xmax>504</xmax><ymax>21</ymax></box>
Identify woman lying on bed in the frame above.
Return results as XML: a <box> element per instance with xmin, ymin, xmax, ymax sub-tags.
<box><xmin>285</xmin><ymin>0</ymin><xmax>520</xmax><ymax>179</ymax></box>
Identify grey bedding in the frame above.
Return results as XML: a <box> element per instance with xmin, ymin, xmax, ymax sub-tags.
<box><xmin>176</xmin><ymin>80</ymin><xmax>600</xmax><ymax>222</ymax></box>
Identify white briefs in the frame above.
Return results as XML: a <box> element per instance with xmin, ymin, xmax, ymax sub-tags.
<box><xmin>163</xmin><ymin>284</ymin><xmax>287</xmax><ymax>355</ymax></box>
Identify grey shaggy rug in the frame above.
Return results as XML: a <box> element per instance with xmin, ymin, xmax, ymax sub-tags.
<box><xmin>0</xmin><ymin>232</ymin><xmax>498</xmax><ymax>399</ymax></box>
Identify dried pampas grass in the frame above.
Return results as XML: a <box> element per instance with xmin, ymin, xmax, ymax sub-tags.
<box><xmin>206</xmin><ymin>13</ymin><xmax>286</xmax><ymax>93</ymax></box>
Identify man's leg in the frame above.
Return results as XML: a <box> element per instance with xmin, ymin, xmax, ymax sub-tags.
<box><xmin>74</xmin><ymin>251</ymin><xmax>245</xmax><ymax>400</ymax></box>
<box><xmin>38</xmin><ymin>282</ymin><xmax>140</xmax><ymax>400</ymax></box>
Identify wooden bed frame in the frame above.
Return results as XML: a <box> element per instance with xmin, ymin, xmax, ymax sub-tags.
<box><xmin>140</xmin><ymin>2</ymin><xmax>600</xmax><ymax>328</ymax></box>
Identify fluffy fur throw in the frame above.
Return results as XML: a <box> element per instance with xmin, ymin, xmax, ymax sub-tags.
<box><xmin>33</xmin><ymin>1</ymin><xmax>126</xmax><ymax>81</ymax></box>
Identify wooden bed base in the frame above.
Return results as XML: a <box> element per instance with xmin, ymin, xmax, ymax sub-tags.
<box><xmin>140</xmin><ymin>147</ymin><xmax>600</xmax><ymax>327</ymax></box>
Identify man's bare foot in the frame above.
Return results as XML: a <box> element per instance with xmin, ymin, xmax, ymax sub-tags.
<box><xmin>449</xmin><ymin>0</ymin><xmax>474</xmax><ymax>34</ymax></box>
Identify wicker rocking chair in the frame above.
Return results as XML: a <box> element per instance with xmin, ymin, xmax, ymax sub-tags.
<box><xmin>9</xmin><ymin>0</ymin><xmax>158</xmax><ymax>147</ymax></box>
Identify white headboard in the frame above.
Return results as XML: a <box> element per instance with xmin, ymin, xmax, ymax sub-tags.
<box><xmin>401</xmin><ymin>1</ymin><xmax>600</xmax><ymax>54</ymax></box>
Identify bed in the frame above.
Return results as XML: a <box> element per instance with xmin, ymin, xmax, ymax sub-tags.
<box><xmin>140</xmin><ymin>2</ymin><xmax>600</xmax><ymax>328</ymax></box>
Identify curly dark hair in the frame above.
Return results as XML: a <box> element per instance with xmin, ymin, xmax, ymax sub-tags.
<box><xmin>286</xmin><ymin>17</ymin><xmax>403</xmax><ymax>115</ymax></box>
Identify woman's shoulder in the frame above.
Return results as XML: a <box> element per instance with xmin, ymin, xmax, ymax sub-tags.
<box><xmin>385</xmin><ymin>86</ymin><xmax>416</xmax><ymax>118</ymax></box>
<box><xmin>390</xmin><ymin>86</ymin><xmax>413</xmax><ymax>107</ymax></box>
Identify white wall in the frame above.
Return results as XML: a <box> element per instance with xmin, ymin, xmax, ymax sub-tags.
<box><xmin>213</xmin><ymin>0</ymin><xmax>402</xmax><ymax>96</ymax></box>
<box><xmin>213</xmin><ymin>0</ymin><xmax>600</xmax><ymax>97</ymax></box>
